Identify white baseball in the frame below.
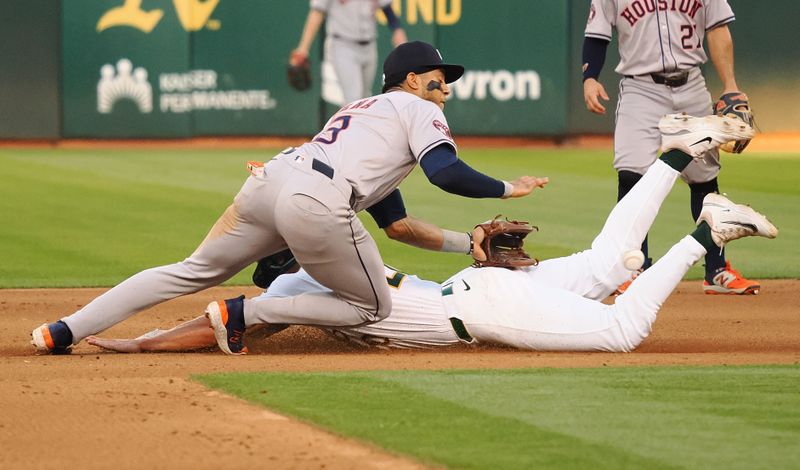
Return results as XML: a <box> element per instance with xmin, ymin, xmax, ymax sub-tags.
<box><xmin>622</xmin><ymin>250</ymin><xmax>645</xmax><ymax>271</ymax></box>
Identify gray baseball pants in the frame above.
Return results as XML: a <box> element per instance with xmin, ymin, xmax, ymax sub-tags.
<box><xmin>326</xmin><ymin>36</ymin><xmax>377</xmax><ymax>103</ymax></box>
<box><xmin>63</xmin><ymin>150</ymin><xmax>391</xmax><ymax>343</ymax></box>
<box><xmin>614</xmin><ymin>67</ymin><xmax>720</xmax><ymax>184</ymax></box>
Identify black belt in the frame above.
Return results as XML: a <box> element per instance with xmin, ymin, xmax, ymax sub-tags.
<box><xmin>625</xmin><ymin>70</ymin><xmax>689</xmax><ymax>88</ymax></box>
<box><xmin>312</xmin><ymin>158</ymin><xmax>334</xmax><ymax>179</ymax></box>
<box><xmin>332</xmin><ymin>34</ymin><xmax>373</xmax><ymax>46</ymax></box>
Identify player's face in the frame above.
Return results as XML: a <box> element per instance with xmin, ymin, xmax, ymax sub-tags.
<box><xmin>418</xmin><ymin>69</ymin><xmax>449</xmax><ymax>110</ymax></box>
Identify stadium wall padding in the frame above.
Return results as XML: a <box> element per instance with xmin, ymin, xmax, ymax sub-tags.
<box><xmin>1</xmin><ymin>0</ymin><xmax>797</xmax><ymax>138</ymax></box>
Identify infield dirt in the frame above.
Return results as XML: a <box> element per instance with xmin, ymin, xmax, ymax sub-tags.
<box><xmin>1</xmin><ymin>281</ymin><xmax>798</xmax><ymax>469</ymax></box>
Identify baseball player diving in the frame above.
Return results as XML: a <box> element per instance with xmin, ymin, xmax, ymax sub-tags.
<box><xmin>582</xmin><ymin>0</ymin><xmax>758</xmax><ymax>295</ymax></box>
<box><xmin>87</xmin><ymin>114</ymin><xmax>777</xmax><ymax>354</ymax></box>
<box><xmin>32</xmin><ymin>41</ymin><xmax>547</xmax><ymax>355</ymax></box>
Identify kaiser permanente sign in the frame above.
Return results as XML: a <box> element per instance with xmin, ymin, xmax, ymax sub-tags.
<box><xmin>62</xmin><ymin>0</ymin><xmax>570</xmax><ymax>137</ymax></box>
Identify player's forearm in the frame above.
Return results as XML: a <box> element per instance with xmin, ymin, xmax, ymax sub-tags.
<box><xmin>297</xmin><ymin>9</ymin><xmax>325</xmax><ymax>55</ymax></box>
<box><xmin>384</xmin><ymin>216</ymin><xmax>470</xmax><ymax>253</ymax></box>
<box><xmin>139</xmin><ymin>317</ymin><xmax>216</xmax><ymax>352</ymax></box>
<box><xmin>706</xmin><ymin>25</ymin><xmax>738</xmax><ymax>93</ymax></box>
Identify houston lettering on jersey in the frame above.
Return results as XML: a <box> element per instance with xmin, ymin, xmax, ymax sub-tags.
<box><xmin>621</xmin><ymin>0</ymin><xmax>703</xmax><ymax>27</ymax></box>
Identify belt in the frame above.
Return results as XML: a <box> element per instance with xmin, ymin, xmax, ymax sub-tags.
<box><xmin>311</xmin><ymin>158</ymin><xmax>334</xmax><ymax>179</ymax></box>
<box><xmin>449</xmin><ymin>317</ymin><xmax>474</xmax><ymax>343</ymax></box>
<box><xmin>332</xmin><ymin>34</ymin><xmax>373</xmax><ymax>46</ymax></box>
<box><xmin>441</xmin><ymin>282</ymin><xmax>474</xmax><ymax>342</ymax></box>
<box><xmin>625</xmin><ymin>70</ymin><xmax>689</xmax><ymax>87</ymax></box>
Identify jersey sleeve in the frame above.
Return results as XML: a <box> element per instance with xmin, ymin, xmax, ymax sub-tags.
<box><xmin>584</xmin><ymin>0</ymin><xmax>614</xmax><ymax>41</ymax></box>
<box><xmin>705</xmin><ymin>0</ymin><xmax>735</xmax><ymax>30</ymax></box>
<box><xmin>401</xmin><ymin>100</ymin><xmax>457</xmax><ymax>162</ymax></box>
<box><xmin>309</xmin><ymin>0</ymin><xmax>331</xmax><ymax>12</ymax></box>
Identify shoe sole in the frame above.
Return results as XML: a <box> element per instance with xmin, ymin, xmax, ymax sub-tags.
<box><xmin>703</xmin><ymin>194</ymin><xmax>779</xmax><ymax>239</ymax></box>
<box><xmin>703</xmin><ymin>285</ymin><xmax>760</xmax><ymax>295</ymax></box>
<box><xmin>30</xmin><ymin>325</ymin><xmax>51</xmax><ymax>353</ymax></box>
<box><xmin>659</xmin><ymin>114</ymin><xmax>754</xmax><ymax>142</ymax></box>
<box><xmin>205</xmin><ymin>301</ymin><xmax>246</xmax><ymax>356</ymax></box>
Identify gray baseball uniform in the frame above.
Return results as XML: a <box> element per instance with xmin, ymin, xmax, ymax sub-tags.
<box><xmin>585</xmin><ymin>0</ymin><xmax>735</xmax><ymax>183</ymax></box>
<box><xmin>62</xmin><ymin>91</ymin><xmax>458</xmax><ymax>342</ymax></box>
<box><xmin>312</xmin><ymin>0</ymin><xmax>393</xmax><ymax>103</ymax></box>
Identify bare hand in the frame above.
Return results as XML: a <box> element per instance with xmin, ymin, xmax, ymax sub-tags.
<box><xmin>471</xmin><ymin>225</ymin><xmax>487</xmax><ymax>263</ymax></box>
<box><xmin>583</xmin><ymin>78</ymin><xmax>609</xmax><ymax>114</ymax></box>
<box><xmin>392</xmin><ymin>28</ymin><xmax>408</xmax><ymax>47</ymax></box>
<box><xmin>86</xmin><ymin>335</ymin><xmax>142</xmax><ymax>353</ymax></box>
<box><xmin>289</xmin><ymin>48</ymin><xmax>308</xmax><ymax>66</ymax></box>
<box><xmin>505</xmin><ymin>176</ymin><xmax>549</xmax><ymax>198</ymax></box>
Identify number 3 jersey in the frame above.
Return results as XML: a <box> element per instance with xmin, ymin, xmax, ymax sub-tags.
<box><xmin>584</xmin><ymin>0</ymin><xmax>735</xmax><ymax>76</ymax></box>
<box><xmin>294</xmin><ymin>91</ymin><xmax>457</xmax><ymax>212</ymax></box>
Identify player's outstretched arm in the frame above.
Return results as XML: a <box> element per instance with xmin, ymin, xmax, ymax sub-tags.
<box><xmin>86</xmin><ymin>316</ymin><xmax>216</xmax><ymax>353</ymax></box>
<box><xmin>505</xmin><ymin>176</ymin><xmax>549</xmax><ymax>198</ymax></box>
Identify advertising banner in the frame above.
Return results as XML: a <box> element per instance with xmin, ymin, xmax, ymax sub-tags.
<box><xmin>62</xmin><ymin>0</ymin><xmax>192</xmax><ymax>137</ymax></box>
<box><xmin>62</xmin><ymin>0</ymin><xmax>319</xmax><ymax>138</ymax></box>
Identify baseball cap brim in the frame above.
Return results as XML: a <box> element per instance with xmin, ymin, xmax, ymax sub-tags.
<box><xmin>440</xmin><ymin>63</ymin><xmax>465</xmax><ymax>84</ymax></box>
<box><xmin>381</xmin><ymin>64</ymin><xmax>465</xmax><ymax>93</ymax></box>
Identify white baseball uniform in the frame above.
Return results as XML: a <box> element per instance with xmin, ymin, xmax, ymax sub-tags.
<box><xmin>585</xmin><ymin>0</ymin><xmax>735</xmax><ymax>183</ymax></box>
<box><xmin>61</xmin><ymin>91</ymin><xmax>459</xmax><ymax>342</ymax></box>
<box><xmin>312</xmin><ymin>0</ymin><xmax>394</xmax><ymax>103</ymax></box>
<box><xmin>260</xmin><ymin>160</ymin><xmax>708</xmax><ymax>352</ymax></box>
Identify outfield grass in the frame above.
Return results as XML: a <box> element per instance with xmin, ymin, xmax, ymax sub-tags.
<box><xmin>196</xmin><ymin>365</ymin><xmax>800</xmax><ymax>469</ymax></box>
<box><xmin>0</xmin><ymin>147</ymin><xmax>797</xmax><ymax>287</ymax></box>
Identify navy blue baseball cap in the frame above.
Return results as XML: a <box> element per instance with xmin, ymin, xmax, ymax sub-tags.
<box><xmin>382</xmin><ymin>41</ymin><xmax>465</xmax><ymax>93</ymax></box>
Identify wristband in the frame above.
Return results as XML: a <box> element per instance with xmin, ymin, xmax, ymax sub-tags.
<box><xmin>502</xmin><ymin>181</ymin><xmax>514</xmax><ymax>199</ymax></box>
<box><xmin>441</xmin><ymin>229</ymin><xmax>471</xmax><ymax>254</ymax></box>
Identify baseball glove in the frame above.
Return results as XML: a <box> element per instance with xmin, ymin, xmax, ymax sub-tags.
<box><xmin>714</xmin><ymin>92</ymin><xmax>754</xmax><ymax>153</ymax></box>
<box><xmin>252</xmin><ymin>249</ymin><xmax>298</xmax><ymax>289</ymax></box>
<box><xmin>473</xmin><ymin>215</ymin><xmax>539</xmax><ymax>269</ymax></box>
<box><xmin>287</xmin><ymin>51</ymin><xmax>312</xmax><ymax>91</ymax></box>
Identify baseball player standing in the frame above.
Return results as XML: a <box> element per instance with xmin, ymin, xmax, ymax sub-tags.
<box><xmin>290</xmin><ymin>0</ymin><xmax>407</xmax><ymax>104</ymax></box>
<box><xmin>582</xmin><ymin>0</ymin><xmax>758</xmax><ymax>294</ymax></box>
<box><xmin>32</xmin><ymin>41</ymin><xmax>548</xmax><ymax>355</ymax></box>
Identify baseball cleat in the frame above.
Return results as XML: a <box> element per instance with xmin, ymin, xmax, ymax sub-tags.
<box><xmin>703</xmin><ymin>262</ymin><xmax>761</xmax><ymax>295</ymax></box>
<box><xmin>696</xmin><ymin>193</ymin><xmax>778</xmax><ymax>248</ymax></box>
<box><xmin>659</xmin><ymin>113</ymin><xmax>755</xmax><ymax>158</ymax></box>
<box><xmin>205</xmin><ymin>295</ymin><xmax>249</xmax><ymax>355</ymax></box>
<box><xmin>31</xmin><ymin>321</ymin><xmax>73</xmax><ymax>355</ymax></box>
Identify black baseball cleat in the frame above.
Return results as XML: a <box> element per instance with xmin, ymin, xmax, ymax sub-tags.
<box><xmin>205</xmin><ymin>295</ymin><xmax>249</xmax><ymax>355</ymax></box>
<box><xmin>31</xmin><ymin>320</ymin><xmax>74</xmax><ymax>355</ymax></box>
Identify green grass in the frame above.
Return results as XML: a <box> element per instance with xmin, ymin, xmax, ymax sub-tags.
<box><xmin>1</xmin><ymin>147</ymin><xmax>798</xmax><ymax>287</ymax></box>
<box><xmin>196</xmin><ymin>365</ymin><xmax>800</xmax><ymax>469</ymax></box>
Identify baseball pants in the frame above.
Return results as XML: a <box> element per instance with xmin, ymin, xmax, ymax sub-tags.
<box><xmin>63</xmin><ymin>151</ymin><xmax>390</xmax><ymax>343</ymax></box>
<box><xmin>615</xmin><ymin>67</ymin><xmax>720</xmax><ymax>184</ymax></box>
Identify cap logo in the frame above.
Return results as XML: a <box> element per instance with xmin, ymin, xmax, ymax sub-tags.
<box><xmin>436</xmin><ymin>49</ymin><xmax>443</xmax><ymax>60</ymax></box>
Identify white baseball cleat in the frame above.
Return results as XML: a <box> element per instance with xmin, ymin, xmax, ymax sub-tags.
<box><xmin>659</xmin><ymin>113</ymin><xmax>755</xmax><ymax>158</ymax></box>
<box><xmin>697</xmin><ymin>193</ymin><xmax>778</xmax><ymax>248</ymax></box>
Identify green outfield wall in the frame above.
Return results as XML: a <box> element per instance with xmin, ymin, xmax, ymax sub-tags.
<box><xmin>0</xmin><ymin>0</ymin><xmax>61</xmax><ymax>139</ymax></box>
<box><xmin>1</xmin><ymin>0</ymin><xmax>797</xmax><ymax>138</ymax></box>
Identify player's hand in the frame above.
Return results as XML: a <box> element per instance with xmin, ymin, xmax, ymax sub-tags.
<box><xmin>471</xmin><ymin>225</ymin><xmax>487</xmax><ymax>263</ymax></box>
<box><xmin>504</xmin><ymin>176</ymin><xmax>549</xmax><ymax>198</ymax></box>
<box><xmin>392</xmin><ymin>28</ymin><xmax>408</xmax><ymax>47</ymax></box>
<box><xmin>289</xmin><ymin>49</ymin><xmax>308</xmax><ymax>66</ymax></box>
<box><xmin>583</xmin><ymin>78</ymin><xmax>609</xmax><ymax>114</ymax></box>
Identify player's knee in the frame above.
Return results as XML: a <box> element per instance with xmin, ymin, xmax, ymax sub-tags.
<box><xmin>688</xmin><ymin>177</ymin><xmax>719</xmax><ymax>196</ymax></box>
<box><xmin>363</xmin><ymin>292</ymin><xmax>392</xmax><ymax>323</ymax></box>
